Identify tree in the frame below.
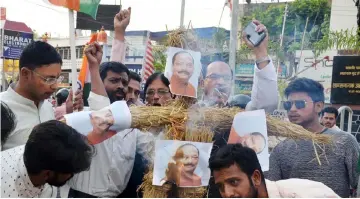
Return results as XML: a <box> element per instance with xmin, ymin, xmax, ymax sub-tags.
<box><xmin>152</xmin><ymin>46</ymin><xmax>167</xmax><ymax>72</ymax></box>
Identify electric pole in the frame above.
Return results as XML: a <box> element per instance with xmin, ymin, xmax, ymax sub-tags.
<box><xmin>180</xmin><ymin>0</ymin><xmax>185</xmax><ymax>28</ymax></box>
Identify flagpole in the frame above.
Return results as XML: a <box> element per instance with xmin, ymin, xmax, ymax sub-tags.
<box><xmin>229</xmin><ymin>0</ymin><xmax>239</xmax><ymax>95</ymax></box>
<box><xmin>68</xmin><ymin>9</ymin><xmax>78</xmax><ymax>96</ymax></box>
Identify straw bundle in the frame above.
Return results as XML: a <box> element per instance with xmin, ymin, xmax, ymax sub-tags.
<box><xmin>130</xmin><ymin>101</ymin><xmax>332</xmax><ymax>144</ymax></box>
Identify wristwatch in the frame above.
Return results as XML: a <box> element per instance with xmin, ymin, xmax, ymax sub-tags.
<box><xmin>255</xmin><ymin>56</ymin><xmax>270</xmax><ymax>65</ymax></box>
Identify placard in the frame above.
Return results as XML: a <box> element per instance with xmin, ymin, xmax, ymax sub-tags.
<box><xmin>164</xmin><ymin>47</ymin><xmax>202</xmax><ymax>98</ymax></box>
<box><xmin>331</xmin><ymin>56</ymin><xmax>360</xmax><ymax>105</ymax></box>
<box><xmin>153</xmin><ymin>140</ymin><xmax>212</xmax><ymax>187</ymax></box>
<box><xmin>227</xmin><ymin>109</ymin><xmax>269</xmax><ymax>171</ymax></box>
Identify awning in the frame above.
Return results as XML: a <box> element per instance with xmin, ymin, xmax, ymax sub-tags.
<box><xmin>3</xmin><ymin>20</ymin><xmax>32</xmax><ymax>33</ymax></box>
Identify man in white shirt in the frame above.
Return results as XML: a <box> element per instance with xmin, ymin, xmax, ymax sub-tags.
<box><xmin>320</xmin><ymin>106</ymin><xmax>341</xmax><ymax>131</ymax></box>
<box><xmin>1</xmin><ymin>120</ymin><xmax>95</xmax><ymax>198</ymax></box>
<box><xmin>67</xmin><ymin>8</ymin><xmax>154</xmax><ymax>197</ymax></box>
<box><xmin>0</xmin><ymin>41</ymin><xmax>83</xmax><ymax>150</ymax></box>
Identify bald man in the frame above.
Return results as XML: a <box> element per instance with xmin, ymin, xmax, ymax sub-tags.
<box><xmin>228</xmin><ymin>128</ymin><xmax>266</xmax><ymax>154</ymax></box>
<box><xmin>207</xmin><ymin>20</ymin><xmax>279</xmax><ymax>198</ymax></box>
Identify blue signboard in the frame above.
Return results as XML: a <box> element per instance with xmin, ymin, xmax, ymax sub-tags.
<box><xmin>3</xmin><ymin>30</ymin><xmax>33</xmax><ymax>59</ymax></box>
<box><xmin>127</xmin><ymin>64</ymin><xmax>142</xmax><ymax>76</ymax></box>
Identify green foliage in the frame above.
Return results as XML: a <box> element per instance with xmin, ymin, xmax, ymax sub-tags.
<box><xmin>152</xmin><ymin>46</ymin><xmax>167</xmax><ymax>72</ymax></box>
<box><xmin>240</xmin><ymin>0</ymin><xmax>331</xmax><ymax>50</ymax></box>
<box><xmin>313</xmin><ymin>28</ymin><xmax>360</xmax><ymax>56</ymax></box>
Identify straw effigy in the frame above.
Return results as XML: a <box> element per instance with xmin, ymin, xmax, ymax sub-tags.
<box><xmin>130</xmin><ymin>99</ymin><xmax>331</xmax><ymax>144</ymax></box>
<box><xmin>133</xmin><ymin>97</ymin><xmax>332</xmax><ymax>198</ymax></box>
<box><xmin>135</xmin><ymin>25</ymin><xmax>333</xmax><ymax>197</ymax></box>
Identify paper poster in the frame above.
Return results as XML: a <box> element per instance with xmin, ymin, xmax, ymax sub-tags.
<box><xmin>227</xmin><ymin>109</ymin><xmax>269</xmax><ymax>171</ymax></box>
<box><xmin>164</xmin><ymin>47</ymin><xmax>202</xmax><ymax>98</ymax></box>
<box><xmin>63</xmin><ymin>101</ymin><xmax>131</xmax><ymax>144</ymax></box>
<box><xmin>153</xmin><ymin>140</ymin><xmax>212</xmax><ymax>187</ymax></box>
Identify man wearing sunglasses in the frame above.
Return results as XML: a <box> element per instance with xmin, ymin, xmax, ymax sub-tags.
<box><xmin>266</xmin><ymin>78</ymin><xmax>359</xmax><ymax>198</ymax></box>
<box><xmin>0</xmin><ymin>41</ymin><xmax>83</xmax><ymax>150</ymax></box>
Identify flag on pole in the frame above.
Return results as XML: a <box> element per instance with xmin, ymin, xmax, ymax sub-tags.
<box><xmin>78</xmin><ymin>33</ymin><xmax>97</xmax><ymax>105</ymax></box>
<box><xmin>44</xmin><ymin>0</ymin><xmax>100</xmax><ymax>19</ymax></box>
<box><xmin>141</xmin><ymin>33</ymin><xmax>155</xmax><ymax>83</ymax></box>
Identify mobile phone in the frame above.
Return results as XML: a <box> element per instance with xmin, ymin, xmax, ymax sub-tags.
<box><xmin>244</xmin><ymin>22</ymin><xmax>266</xmax><ymax>47</ymax></box>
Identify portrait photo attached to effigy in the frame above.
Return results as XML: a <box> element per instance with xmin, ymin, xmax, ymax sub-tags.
<box><xmin>227</xmin><ymin>109</ymin><xmax>269</xmax><ymax>171</ymax></box>
<box><xmin>164</xmin><ymin>47</ymin><xmax>201</xmax><ymax>98</ymax></box>
<box><xmin>153</xmin><ymin>140</ymin><xmax>212</xmax><ymax>187</ymax></box>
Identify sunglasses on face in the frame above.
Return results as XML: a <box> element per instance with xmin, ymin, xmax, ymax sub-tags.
<box><xmin>283</xmin><ymin>100</ymin><xmax>312</xmax><ymax>111</ymax></box>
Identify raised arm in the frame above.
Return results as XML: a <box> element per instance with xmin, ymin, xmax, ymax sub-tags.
<box><xmin>111</xmin><ymin>7</ymin><xmax>131</xmax><ymax>63</ymax></box>
<box><xmin>243</xmin><ymin>20</ymin><xmax>278</xmax><ymax>113</ymax></box>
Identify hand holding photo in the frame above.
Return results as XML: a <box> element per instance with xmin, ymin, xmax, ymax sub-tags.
<box><xmin>153</xmin><ymin>140</ymin><xmax>212</xmax><ymax>187</ymax></box>
<box><xmin>165</xmin><ymin>47</ymin><xmax>201</xmax><ymax>98</ymax></box>
<box><xmin>227</xmin><ymin>109</ymin><xmax>269</xmax><ymax>171</ymax></box>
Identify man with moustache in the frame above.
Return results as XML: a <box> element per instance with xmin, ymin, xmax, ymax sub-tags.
<box><xmin>207</xmin><ymin>20</ymin><xmax>278</xmax><ymax>197</ymax></box>
<box><xmin>320</xmin><ymin>106</ymin><xmax>341</xmax><ymax>131</ymax></box>
<box><xmin>210</xmin><ymin>144</ymin><xmax>339</xmax><ymax>198</ymax></box>
<box><xmin>68</xmin><ymin>8</ymin><xmax>154</xmax><ymax>198</ymax></box>
<box><xmin>202</xmin><ymin>21</ymin><xmax>277</xmax><ymax>111</ymax></box>
<box><xmin>266</xmin><ymin>78</ymin><xmax>359</xmax><ymax>197</ymax></box>
<box><xmin>1</xmin><ymin>120</ymin><xmax>95</xmax><ymax>198</ymax></box>
<box><xmin>0</xmin><ymin>41</ymin><xmax>83</xmax><ymax>150</ymax></box>
<box><xmin>126</xmin><ymin>71</ymin><xmax>144</xmax><ymax>106</ymax></box>
<box><xmin>170</xmin><ymin>51</ymin><xmax>196</xmax><ymax>97</ymax></box>
<box><xmin>161</xmin><ymin>143</ymin><xmax>202</xmax><ymax>187</ymax></box>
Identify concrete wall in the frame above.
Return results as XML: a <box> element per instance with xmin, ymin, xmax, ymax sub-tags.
<box><xmin>329</xmin><ymin>0</ymin><xmax>357</xmax><ymax>32</ymax></box>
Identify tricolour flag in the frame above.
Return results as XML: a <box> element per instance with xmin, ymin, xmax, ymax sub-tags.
<box><xmin>141</xmin><ymin>33</ymin><xmax>155</xmax><ymax>83</ymax></box>
<box><xmin>78</xmin><ymin>33</ymin><xmax>97</xmax><ymax>106</ymax></box>
<box><xmin>45</xmin><ymin>0</ymin><xmax>100</xmax><ymax>19</ymax></box>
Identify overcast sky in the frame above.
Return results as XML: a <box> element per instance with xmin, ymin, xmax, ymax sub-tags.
<box><xmin>1</xmin><ymin>0</ymin><xmax>293</xmax><ymax>37</ymax></box>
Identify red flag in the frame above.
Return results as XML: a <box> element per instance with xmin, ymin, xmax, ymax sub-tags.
<box><xmin>0</xmin><ymin>7</ymin><xmax>6</xmax><ymax>20</ymax></box>
<box><xmin>142</xmin><ymin>36</ymin><xmax>155</xmax><ymax>83</ymax></box>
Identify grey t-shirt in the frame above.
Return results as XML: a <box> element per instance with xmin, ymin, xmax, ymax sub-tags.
<box><xmin>265</xmin><ymin>128</ymin><xmax>360</xmax><ymax>198</ymax></box>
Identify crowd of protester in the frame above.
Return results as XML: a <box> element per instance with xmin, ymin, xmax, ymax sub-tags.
<box><xmin>0</xmin><ymin>6</ymin><xmax>359</xmax><ymax>198</ymax></box>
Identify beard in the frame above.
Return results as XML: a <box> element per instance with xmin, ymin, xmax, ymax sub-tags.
<box><xmin>46</xmin><ymin>174</ymin><xmax>73</xmax><ymax>187</ymax></box>
<box><xmin>107</xmin><ymin>88</ymin><xmax>126</xmax><ymax>103</ymax></box>
<box><xmin>246</xmin><ymin>176</ymin><xmax>258</xmax><ymax>198</ymax></box>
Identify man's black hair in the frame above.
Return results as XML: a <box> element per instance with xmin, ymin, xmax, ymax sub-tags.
<box><xmin>99</xmin><ymin>61</ymin><xmax>130</xmax><ymax>81</ymax></box>
<box><xmin>143</xmin><ymin>72</ymin><xmax>170</xmax><ymax>98</ymax></box>
<box><xmin>202</xmin><ymin>61</ymin><xmax>234</xmax><ymax>79</ymax></box>
<box><xmin>19</xmin><ymin>41</ymin><xmax>62</xmax><ymax>70</ymax></box>
<box><xmin>209</xmin><ymin>144</ymin><xmax>265</xmax><ymax>183</ymax></box>
<box><xmin>129</xmin><ymin>71</ymin><xmax>142</xmax><ymax>83</ymax></box>
<box><xmin>172</xmin><ymin>51</ymin><xmax>194</xmax><ymax>65</ymax></box>
<box><xmin>1</xmin><ymin>102</ymin><xmax>16</xmax><ymax>145</ymax></box>
<box><xmin>24</xmin><ymin>120</ymin><xmax>95</xmax><ymax>174</ymax></box>
<box><xmin>321</xmin><ymin>106</ymin><xmax>339</xmax><ymax>119</ymax></box>
<box><xmin>284</xmin><ymin>77</ymin><xmax>325</xmax><ymax>102</ymax></box>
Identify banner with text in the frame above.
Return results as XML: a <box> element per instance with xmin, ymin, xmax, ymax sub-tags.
<box><xmin>3</xmin><ymin>30</ymin><xmax>33</xmax><ymax>59</ymax></box>
<box><xmin>331</xmin><ymin>56</ymin><xmax>360</xmax><ymax>105</ymax></box>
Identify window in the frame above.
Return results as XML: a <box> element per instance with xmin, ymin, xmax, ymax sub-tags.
<box><xmin>63</xmin><ymin>48</ymin><xmax>69</xmax><ymax>60</ymax></box>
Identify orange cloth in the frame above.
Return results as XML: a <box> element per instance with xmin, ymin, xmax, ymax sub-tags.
<box><xmin>170</xmin><ymin>75</ymin><xmax>196</xmax><ymax>97</ymax></box>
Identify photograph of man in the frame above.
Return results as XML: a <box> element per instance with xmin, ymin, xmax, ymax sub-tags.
<box><xmin>228</xmin><ymin>128</ymin><xmax>267</xmax><ymax>154</ymax></box>
<box><xmin>170</xmin><ymin>51</ymin><xmax>196</xmax><ymax>97</ymax></box>
<box><xmin>88</xmin><ymin>108</ymin><xmax>116</xmax><ymax>144</ymax></box>
<box><xmin>161</xmin><ymin>143</ymin><xmax>201</xmax><ymax>187</ymax></box>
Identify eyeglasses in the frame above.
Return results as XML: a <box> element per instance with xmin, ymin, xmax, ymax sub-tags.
<box><xmin>206</xmin><ymin>74</ymin><xmax>232</xmax><ymax>82</ymax></box>
<box><xmin>283</xmin><ymin>100</ymin><xmax>312</xmax><ymax>111</ymax></box>
<box><xmin>32</xmin><ymin>70</ymin><xmax>64</xmax><ymax>85</ymax></box>
<box><xmin>146</xmin><ymin>89</ymin><xmax>170</xmax><ymax>97</ymax></box>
